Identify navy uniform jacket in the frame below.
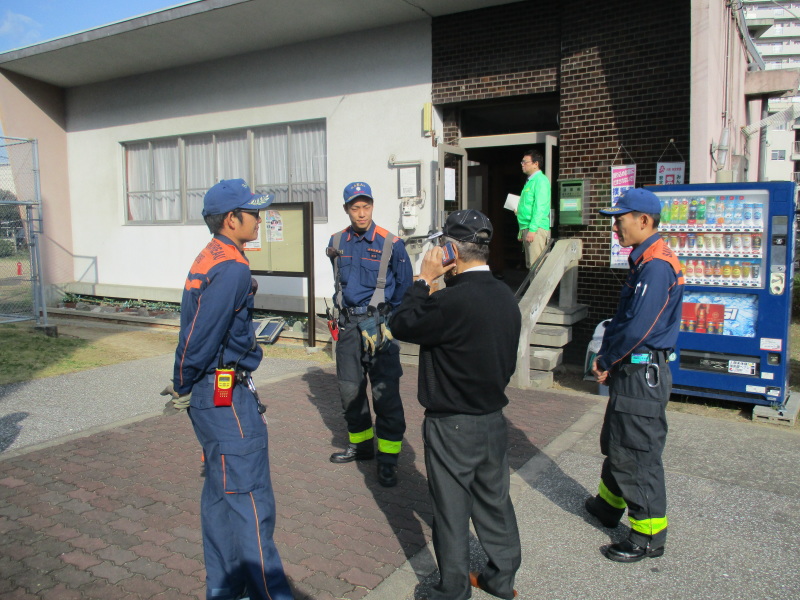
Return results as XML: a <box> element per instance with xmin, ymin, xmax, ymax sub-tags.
<box><xmin>598</xmin><ymin>233</ymin><xmax>685</xmax><ymax>371</ymax></box>
<box><xmin>327</xmin><ymin>222</ymin><xmax>413</xmax><ymax>310</ymax></box>
<box><xmin>173</xmin><ymin>234</ymin><xmax>262</xmax><ymax>395</ymax></box>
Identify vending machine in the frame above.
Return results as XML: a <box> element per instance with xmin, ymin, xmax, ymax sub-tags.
<box><xmin>647</xmin><ymin>181</ymin><xmax>796</xmax><ymax>408</ymax></box>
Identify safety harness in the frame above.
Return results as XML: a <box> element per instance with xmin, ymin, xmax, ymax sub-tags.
<box><xmin>331</xmin><ymin>228</ymin><xmax>395</xmax><ymax>312</ymax></box>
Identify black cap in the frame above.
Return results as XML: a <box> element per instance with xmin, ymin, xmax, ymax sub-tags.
<box><xmin>428</xmin><ymin>209</ymin><xmax>493</xmax><ymax>245</ymax></box>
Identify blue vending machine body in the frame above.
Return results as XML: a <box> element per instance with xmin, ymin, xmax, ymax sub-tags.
<box><xmin>647</xmin><ymin>181</ymin><xmax>795</xmax><ymax>407</ymax></box>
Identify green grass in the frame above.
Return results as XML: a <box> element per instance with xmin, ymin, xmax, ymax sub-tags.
<box><xmin>0</xmin><ymin>323</ymin><xmax>91</xmax><ymax>385</ymax></box>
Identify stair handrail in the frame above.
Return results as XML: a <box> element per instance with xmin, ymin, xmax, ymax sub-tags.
<box><xmin>511</xmin><ymin>238</ymin><xmax>583</xmax><ymax>389</ymax></box>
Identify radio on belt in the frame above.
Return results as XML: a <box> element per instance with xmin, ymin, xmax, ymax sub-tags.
<box><xmin>214</xmin><ymin>367</ymin><xmax>235</xmax><ymax>407</ymax></box>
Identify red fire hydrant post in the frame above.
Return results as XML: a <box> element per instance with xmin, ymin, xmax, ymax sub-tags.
<box><xmin>16</xmin><ymin>262</ymin><xmax>22</xmax><ymax>276</ymax></box>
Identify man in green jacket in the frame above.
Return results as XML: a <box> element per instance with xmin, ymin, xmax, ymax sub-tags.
<box><xmin>516</xmin><ymin>149</ymin><xmax>551</xmax><ymax>269</ymax></box>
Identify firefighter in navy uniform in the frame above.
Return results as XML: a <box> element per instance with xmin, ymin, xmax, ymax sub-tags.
<box><xmin>162</xmin><ymin>179</ymin><xmax>293</xmax><ymax>600</ymax></box>
<box><xmin>588</xmin><ymin>187</ymin><xmax>685</xmax><ymax>563</ymax></box>
<box><xmin>326</xmin><ymin>181</ymin><xmax>412</xmax><ymax>488</ymax></box>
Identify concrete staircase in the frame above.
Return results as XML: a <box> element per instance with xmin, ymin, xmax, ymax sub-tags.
<box><xmin>513</xmin><ymin>238</ymin><xmax>584</xmax><ymax>389</ymax></box>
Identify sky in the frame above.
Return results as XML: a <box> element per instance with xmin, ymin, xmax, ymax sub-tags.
<box><xmin>0</xmin><ymin>0</ymin><xmax>203</xmax><ymax>54</ymax></box>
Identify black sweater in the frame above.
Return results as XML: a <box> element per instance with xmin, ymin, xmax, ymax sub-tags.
<box><xmin>391</xmin><ymin>270</ymin><xmax>521</xmax><ymax>416</ymax></box>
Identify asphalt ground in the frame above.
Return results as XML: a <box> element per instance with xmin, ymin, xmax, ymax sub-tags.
<box><xmin>1</xmin><ymin>351</ymin><xmax>799</xmax><ymax>599</ymax></box>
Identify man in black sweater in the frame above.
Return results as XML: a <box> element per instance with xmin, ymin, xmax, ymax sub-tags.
<box><xmin>391</xmin><ymin>209</ymin><xmax>521</xmax><ymax>600</ymax></box>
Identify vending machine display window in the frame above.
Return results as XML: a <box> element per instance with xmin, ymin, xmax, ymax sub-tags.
<box><xmin>658</xmin><ymin>191</ymin><xmax>767</xmax><ymax>288</ymax></box>
<box><xmin>682</xmin><ymin>292</ymin><xmax>758</xmax><ymax>338</ymax></box>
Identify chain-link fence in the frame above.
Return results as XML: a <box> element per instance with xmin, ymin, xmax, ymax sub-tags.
<box><xmin>0</xmin><ymin>137</ymin><xmax>46</xmax><ymax>325</ymax></box>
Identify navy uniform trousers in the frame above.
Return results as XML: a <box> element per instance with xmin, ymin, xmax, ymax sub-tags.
<box><xmin>423</xmin><ymin>410</ymin><xmax>521</xmax><ymax>600</ymax></box>
<box><xmin>597</xmin><ymin>353</ymin><xmax>671</xmax><ymax>548</ymax></box>
<box><xmin>188</xmin><ymin>374</ymin><xmax>293</xmax><ymax>600</ymax></box>
<box><xmin>335</xmin><ymin>313</ymin><xmax>405</xmax><ymax>464</ymax></box>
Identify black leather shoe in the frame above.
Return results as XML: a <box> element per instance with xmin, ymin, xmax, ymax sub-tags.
<box><xmin>329</xmin><ymin>443</ymin><xmax>374</xmax><ymax>463</ymax></box>
<box><xmin>377</xmin><ymin>463</ymin><xmax>397</xmax><ymax>487</ymax></box>
<box><xmin>603</xmin><ymin>539</ymin><xmax>664</xmax><ymax>563</ymax></box>
<box><xmin>584</xmin><ymin>497</ymin><xmax>620</xmax><ymax>528</ymax></box>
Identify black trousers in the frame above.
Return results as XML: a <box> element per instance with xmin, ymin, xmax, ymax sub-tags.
<box><xmin>335</xmin><ymin>314</ymin><xmax>405</xmax><ymax>464</ymax></box>
<box><xmin>423</xmin><ymin>411</ymin><xmax>520</xmax><ymax>600</ymax></box>
<box><xmin>598</xmin><ymin>355</ymin><xmax>671</xmax><ymax>547</ymax></box>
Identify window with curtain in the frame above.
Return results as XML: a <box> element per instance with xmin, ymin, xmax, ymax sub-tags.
<box><xmin>123</xmin><ymin>119</ymin><xmax>327</xmax><ymax>224</ymax></box>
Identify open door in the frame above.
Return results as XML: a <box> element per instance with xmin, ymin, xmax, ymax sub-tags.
<box><xmin>436</xmin><ymin>144</ymin><xmax>468</xmax><ymax>229</ymax></box>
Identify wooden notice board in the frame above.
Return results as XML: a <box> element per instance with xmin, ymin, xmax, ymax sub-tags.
<box><xmin>244</xmin><ymin>202</ymin><xmax>309</xmax><ymax>275</ymax></box>
<box><xmin>243</xmin><ymin>201</ymin><xmax>317</xmax><ymax>346</ymax></box>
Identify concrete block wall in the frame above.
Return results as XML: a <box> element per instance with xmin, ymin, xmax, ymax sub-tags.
<box><xmin>432</xmin><ymin>0</ymin><xmax>691</xmax><ymax>363</ymax></box>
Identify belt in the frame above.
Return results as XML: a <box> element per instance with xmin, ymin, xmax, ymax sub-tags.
<box><xmin>344</xmin><ymin>306</ymin><xmax>369</xmax><ymax>315</ymax></box>
<box><xmin>622</xmin><ymin>350</ymin><xmax>670</xmax><ymax>365</ymax></box>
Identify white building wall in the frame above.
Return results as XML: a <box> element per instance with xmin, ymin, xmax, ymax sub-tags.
<box><xmin>63</xmin><ymin>21</ymin><xmax>434</xmax><ymax>309</ymax></box>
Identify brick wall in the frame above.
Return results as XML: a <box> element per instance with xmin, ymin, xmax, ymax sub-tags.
<box><xmin>432</xmin><ymin>1</ymin><xmax>691</xmax><ymax>363</ymax></box>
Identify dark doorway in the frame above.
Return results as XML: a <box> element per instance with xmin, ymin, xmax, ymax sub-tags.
<box><xmin>466</xmin><ymin>144</ymin><xmax>560</xmax><ymax>291</ymax></box>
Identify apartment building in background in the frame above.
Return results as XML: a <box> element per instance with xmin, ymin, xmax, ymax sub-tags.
<box><xmin>745</xmin><ymin>0</ymin><xmax>800</xmax><ymax>180</ymax></box>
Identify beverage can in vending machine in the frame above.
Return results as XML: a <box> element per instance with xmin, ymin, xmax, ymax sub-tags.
<box><xmin>731</xmin><ymin>234</ymin><xmax>742</xmax><ymax>250</ymax></box>
<box><xmin>742</xmin><ymin>234</ymin><xmax>751</xmax><ymax>250</ymax></box>
<box><xmin>752</xmin><ymin>262</ymin><xmax>761</xmax><ymax>281</ymax></box>
<box><xmin>713</xmin><ymin>234</ymin><xmax>723</xmax><ymax>250</ymax></box>
<box><xmin>724</xmin><ymin>233</ymin><xmax>732</xmax><ymax>249</ymax></box>
<box><xmin>669</xmin><ymin>234</ymin><xmax>680</xmax><ymax>249</ymax></box>
<box><xmin>752</xmin><ymin>234</ymin><xmax>762</xmax><ymax>251</ymax></box>
<box><xmin>741</xmin><ymin>261</ymin><xmax>751</xmax><ymax>280</ymax></box>
<box><xmin>687</xmin><ymin>233</ymin><xmax>696</xmax><ymax>248</ymax></box>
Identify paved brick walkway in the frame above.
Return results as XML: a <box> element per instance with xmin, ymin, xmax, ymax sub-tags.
<box><xmin>0</xmin><ymin>365</ymin><xmax>597</xmax><ymax>599</ymax></box>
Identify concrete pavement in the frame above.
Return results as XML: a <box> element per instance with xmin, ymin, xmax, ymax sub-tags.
<box><xmin>1</xmin><ymin>352</ymin><xmax>799</xmax><ymax>599</ymax></box>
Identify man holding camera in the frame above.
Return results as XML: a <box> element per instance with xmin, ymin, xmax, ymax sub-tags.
<box><xmin>391</xmin><ymin>209</ymin><xmax>521</xmax><ymax>600</ymax></box>
<box><xmin>326</xmin><ymin>181</ymin><xmax>412</xmax><ymax>488</ymax></box>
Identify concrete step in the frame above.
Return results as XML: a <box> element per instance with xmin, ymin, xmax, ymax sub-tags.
<box><xmin>530</xmin><ymin>324</ymin><xmax>571</xmax><ymax>347</ymax></box>
<box><xmin>528</xmin><ymin>369</ymin><xmax>554</xmax><ymax>389</ymax></box>
<box><xmin>752</xmin><ymin>393</ymin><xmax>799</xmax><ymax>426</ymax></box>
<box><xmin>537</xmin><ymin>303</ymin><xmax>589</xmax><ymax>326</ymax></box>
<box><xmin>530</xmin><ymin>347</ymin><xmax>563</xmax><ymax>371</ymax></box>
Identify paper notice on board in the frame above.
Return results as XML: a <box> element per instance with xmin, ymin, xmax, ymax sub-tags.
<box><xmin>504</xmin><ymin>194</ymin><xmax>520</xmax><ymax>212</ymax></box>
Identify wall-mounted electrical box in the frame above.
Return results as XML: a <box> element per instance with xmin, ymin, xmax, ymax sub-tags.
<box><xmin>558</xmin><ymin>179</ymin><xmax>589</xmax><ymax>226</ymax></box>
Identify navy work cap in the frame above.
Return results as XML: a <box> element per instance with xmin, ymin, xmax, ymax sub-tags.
<box><xmin>202</xmin><ymin>179</ymin><xmax>273</xmax><ymax>217</ymax></box>
<box><xmin>343</xmin><ymin>181</ymin><xmax>374</xmax><ymax>204</ymax></box>
<box><xmin>428</xmin><ymin>209</ymin><xmax>493</xmax><ymax>245</ymax></box>
<box><xmin>599</xmin><ymin>188</ymin><xmax>661</xmax><ymax>216</ymax></box>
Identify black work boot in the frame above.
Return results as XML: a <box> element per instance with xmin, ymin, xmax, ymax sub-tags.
<box><xmin>330</xmin><ymin>442</ymin><xmax>375</xmax><ymax>463</ymax></box>
<box><xmin>584</xmin><ymin>496</ymin><xmax>622</xmax><ymax>528</ymax></box>
<box><xmin>377</xmin><ymin>462</ymin><xmax>397</xmax><ymax>487</ymax></box>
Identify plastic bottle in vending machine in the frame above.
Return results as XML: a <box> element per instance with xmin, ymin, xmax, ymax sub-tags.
<box><xmin>671</xmin><ymin>198</ymin><xmax>681</xmax><ymax>224</ymax></box>
<box><xmin>704</xmin><ymin>260</ymin><xmax>714</xmax><ymax>278</ymax></box>
<box><xmin>732</xmin><ymin>261</ymin><xmax>742</xmax><ymax>279</ymax></box>
<box><xmin>687</xmin><ymin>198</ymin><xmax>697</xmax><ymax>226</ymax></box>
<box><xmin>716</xmin><ymin>197</ymin><xmax>727</xmax><ymax>225</ymax></box>
<box><xmin>713</xmin><ymin>260</ymin><xmax>722</xmax><ymax>279</ymax></box>
<box><xmin>722</xmin><ymin>260</ymin><xmax>732</xmax><ymax>279</ymax></box>
<box><xmin>660</xmin><ymin>198</ymin><xmax>671</xmax><ymax>225</ymax></box>
<box><xmin>733</xmin><ymin>196</ymin><xmax>744</xmax><ymax>225</ymax></box>
<box><xmin>685</xmin><ymin>260</ymin><xmax>694</xmax><ymax>280</ymax></box>
<box><xmin>695</xmin><ymin>259</ymin><xmax>705</xmax><ymax>280</ymax></box>
<box><xmin>705</xmin><ymin>197</ymin><xmax>716</xmax><ymax>225</ymax></box>
<box><xmin>752</xmin><ymin>202</ymin><xmax>763</xmax><ymax>228</ymax></box>
<box><xmin>743</xmin><ymin>202</ymin><xmax>753</xmax><ymax>228</ymax></box>
<box><xmin>679</xmin><ymin>198</ymin><xmax>689</xmax><ymax>224</ymax></box>
<box><xmin>697</xmin><ymin>197</ymin><xmax>706</xmax><ymax>223</ymax></box>
<box><xmin>724</xmin><ymin>197</ymin><xmax>735</xmax><ymax>224</ymax></box>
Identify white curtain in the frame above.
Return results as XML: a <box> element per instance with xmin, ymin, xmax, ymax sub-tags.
<box><xmin>216</xmin><ymin>132</ymin><xmax>249</xmax><ymax>182</ymax></box>
<box><xmin>152</xmin><ymin>140</ymin><xmax>180</xmax><ymax>221</ymax></box>
<box><xmin>125</xmin><ymin>143</ymin><xmax>152</xmax><ymax>221</ymax></box>
<box><xmin>290</xmin><ymin>122</ymin><xmax>327</xmax><ymax>218</ymax></box>
<box><xmin>254</xmin><ymin>126</ymin><xmax>289</xmax><ymax>203</ymax></box>
<box><xmin>186</xmin><ymin>135</ymin><xmax>214</xmax><ymax>221</ymax></box>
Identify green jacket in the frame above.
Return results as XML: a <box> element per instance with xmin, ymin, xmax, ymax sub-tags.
<box><xmin>517</xmin><ymin>170</ymin><xmax>551</xmax><ymax>232</ymax></box>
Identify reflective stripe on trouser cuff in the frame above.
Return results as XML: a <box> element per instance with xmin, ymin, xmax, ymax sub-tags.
<box><xmin>377</xmin><ymin>438</ymin><xmax>402</xmax><ymax>454</ymax></box>
<box><xmin>598</xmin><ymin>480</ymin><xmax>627</xmax><ymax>509</ymax></box>
<box><xmin>349</xmin><ymin>428</ymin><xmax>374</xmax><ymax>444</ymax></box>
<box><xmin>629</xmin><ymin>516</ymin><xmax>668</xmax><ymax>536</ymax></box>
